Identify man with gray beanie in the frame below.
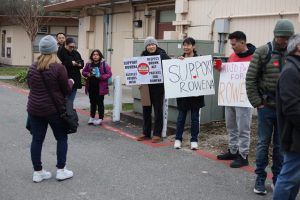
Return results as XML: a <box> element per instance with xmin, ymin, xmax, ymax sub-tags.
<box><xmin>273</xmin><ymin>33</ymin><xmax>300</xmax><ymax>200</ymax></box>
<box><xmin>246</xmin><ymin>19</ymin><xmax>294</xmax><ymax>195</ymax></box>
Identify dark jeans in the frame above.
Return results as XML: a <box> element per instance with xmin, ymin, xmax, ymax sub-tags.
<box><xmin>255</xmin><ymin>107</ymin><xmax>283</xmax><ymax>183</ymax></box>
<box><xmin>67</xmin><ymin>88</ymin><xmax>77</xmax><ymax>108</ymax></box>
<box><xmin>175</xmin><ymin>109</ymin><xmax>200</xmax><ymax>142</ymax></box>
<box><xmin>143</xmin><ymin>93</ymin><xmax>164</xmax><ymax>137</ymax></box>
<box><xmin>273</xmin><ymin>152</ymin><xmax>300</xmax><ymax>200</ymax></box>
<box><xmin>89</xmin><ymin>94</ymin><xmax>104</xmax><ymax>119</ymax></box>
<box><xmin>29</xmin><ymin>113</ymin><xmax>68</xmax><ymax>171</ymax></box>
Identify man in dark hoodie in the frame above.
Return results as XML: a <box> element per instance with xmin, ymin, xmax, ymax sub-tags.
<box><xmin>216</xmin><ymin>31</ymin><xmax>256</xmax><ymax>168</ymax></box>
<box><xmin>137</xmin><ymin>36</ymin><xmax>170</xmax><ymax>143</ymax></box>
<box><xmin>273</xmin><ymin>33</ymin><xmax>300</xmax><ymax>200</ymax></box>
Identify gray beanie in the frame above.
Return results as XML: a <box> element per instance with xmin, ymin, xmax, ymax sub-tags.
<box><xmin>144</xmin><ymin>36</ymin><xmax>158</xmax><ymax>48</ymax></box>
<box><xmin>273</xmin><ymin>19</ymin><xmax>294</xmax><ymax>37</ymax></box>
<box><xmin>39</xmin><ymin>35</ymin><xmax>58</xmax><ymax>54</ymax></box>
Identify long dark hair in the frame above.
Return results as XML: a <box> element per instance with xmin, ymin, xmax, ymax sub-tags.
<box><xmin>90</xmin><ymin>49</ymin><xmax>104</xmax><ymax>62</ymax></box>
<box><xmin>183</xmin><ymin>37</ymin><xmax>197</xmax><ymax>55</ymax></box>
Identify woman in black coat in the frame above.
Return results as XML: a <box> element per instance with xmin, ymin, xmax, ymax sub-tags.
<box><xmin>173</xmin><ymin>37</ymin><xmax>205</xmax><ymax>150</ymax></box>
<box><xmin>57</xmin><ymin>37</ymin><xmax>84</xmax><ymax>106</ymax></box>
<box><xmin>137</xmin><ymin>36</ymin><xmax>170</xmax><ymax>143</ymax></box>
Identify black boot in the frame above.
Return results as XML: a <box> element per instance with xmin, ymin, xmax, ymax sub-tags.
<box><xmin>230</xmin><ymin>154</ymin><xmax>249</xmax><ymax>168</ymax></box>
<box><xmin>217</xmin><ymin>149</ymin><xmax>238</xmax><ymax>160</ymax></box>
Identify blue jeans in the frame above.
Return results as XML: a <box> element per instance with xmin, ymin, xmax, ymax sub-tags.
<box><xmin>67</xmin><ymin>88</ymin><xmax>77</xmax><ymax>107</ymax></box>
<box><xmin>273</xmin><ymin>152</ymin><xmax>300</xmax><ymax>200</ymax></box>
<box><xmin>29</xmin><ymin>113</ymin><xmax>68</xmax><ymax>171</ymax></box>
<box><xmin>255</xmin><ymin>107</ymin><xmax>283</xmax><ymax>183</ymax></box>
<box><xmin>175</xmin><ymin>109</ymin><xmax>200</xmax><ymax>142</ymax></box>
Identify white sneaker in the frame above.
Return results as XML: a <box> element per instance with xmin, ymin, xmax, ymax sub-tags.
<box><xmin>88</xmin><ymin>117</ymin><xmax>95</xmax><ymax>125</ymax></box>
<box><xmin>174</xmin><ymin>140</ymin><xmax>182</xmax><ymax>149</ymax></box>
<box><xmin>93</xmin><ymin>119</ymin><xmax>102</xmax><ymax>126</ymax></box>
<box><xmin>191</xmin><ymin>142</ymin><xmax>199</xmax><ymax>150</ymax></box>
<box><xmin>32</xmin><ymin>169</ymin><xmax>52</xmax><ymax>183</ymax></box>
<box><xmin>56</xmin><ymin>167</ymin><xmax>73</xmax><ymax>181</ymax></box>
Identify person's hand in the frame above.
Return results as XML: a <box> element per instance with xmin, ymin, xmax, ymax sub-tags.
<box><xmin>69</xmin><ymin>78</ymin><xmax>74</xmax><ymax>84</ymax></box>
<box><xmin>178</xmin><ymin>56</ymin><xmax>184</xmax><ymax>60</ymax></box>
<box><xmin>258</xmin><ymin>104</ymin><xmax>264</xmax><ymax>109</ymax></box>
<box><xmin>72</xmin><ymin>61</ymin><xmax>77</xmax><ymax>66</ymax></box>
<box><xmin>213</xmin><ymin>59</ymin><xmax>222</xmax><ymax>71</ymax></box>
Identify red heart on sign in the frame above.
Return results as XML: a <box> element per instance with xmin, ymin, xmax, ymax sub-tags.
<box><xmin>193</xmin><ymin>76</ymin><xmax>197</xmax><ymax>79</ymax></box>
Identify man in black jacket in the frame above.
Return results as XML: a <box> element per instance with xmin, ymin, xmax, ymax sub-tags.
<box><xmin>273</xmin><ymin>33</ymin><xmax>300</xmax><ymax>200</ymax></box>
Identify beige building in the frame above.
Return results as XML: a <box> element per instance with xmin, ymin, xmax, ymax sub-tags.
<box><xmin>0</xmin><ymin>16</ymin><xmax>78</xmax><ymax>66</ymax></box>
<box><xmin>45</xmin><ymin>0</ymin><xmax>300</xmax><ymax>81</ymax></box>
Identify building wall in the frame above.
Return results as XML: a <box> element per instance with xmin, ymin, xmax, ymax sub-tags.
<box><xmin>184</xmin><ymin>0</ymin><xmax>300</xmax><ymax>56</ymax></box>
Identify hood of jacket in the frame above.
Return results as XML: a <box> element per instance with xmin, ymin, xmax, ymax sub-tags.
<box><xmin>236</xmin><ymin>43</ymin><xmax>256</xmax><ymax>58</ymax></box>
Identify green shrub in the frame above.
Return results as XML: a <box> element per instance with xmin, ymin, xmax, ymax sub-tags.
<box><xmin>15</xmin><ymin>71</ymin><xmax>28</xmax><ymax>83</ymax></box>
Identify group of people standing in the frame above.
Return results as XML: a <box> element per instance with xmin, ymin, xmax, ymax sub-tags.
<box><xmin>27</xmin><ymin>33</ymin><xmax>112</xmax><ymax>183</ymax></box>
<box><xmin>26</xmin><ymin>19</ymin><xmax>300</xmax><ymax>200</ymax></box>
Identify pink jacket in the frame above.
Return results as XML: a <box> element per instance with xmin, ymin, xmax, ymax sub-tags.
<box><xmin>82</xmin><ymin>61</ymin><xmax>112</xmax><ymax>96</ymax></box>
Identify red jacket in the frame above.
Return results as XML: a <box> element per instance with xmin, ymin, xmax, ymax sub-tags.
<box><xmin>82</xmin><ymin>61</ymin><xmax>112</xmax><ymax>96</ymax></box>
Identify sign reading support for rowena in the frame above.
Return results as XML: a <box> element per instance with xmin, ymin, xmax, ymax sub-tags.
<box><xmin>162</xmin><ymin>55</ymin><xmax>215</xmax><ymax>99</ymax></box>
<box><xmin>218</xmin><ymin>62</ymin><xmax>252</xmax><ymax>107</ymax></box>
<box><xmin>123</xmin><ymin>55</ymin><xmax>162</xmax><ymax>85</ymax></box>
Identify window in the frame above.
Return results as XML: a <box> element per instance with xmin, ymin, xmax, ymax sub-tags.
<box><xmin>1</xmin><ymin>30</ymin><xmax>5</xmax><ymax>57</ymax></box>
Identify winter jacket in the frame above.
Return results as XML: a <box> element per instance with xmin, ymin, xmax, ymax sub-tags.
<box><xmin>140</xmin><ymin>47</ymin><xmax>170</xmax><ymax>97</ymax></box>
<box><xmin>82</xmin><ymin>61</ymin><xmax>112</xmax><ymax>96</ymax></box>
<box><xmin>27</xmin><ymin>63</ymin><xmax>73</xmax><ymax>117</ymax></box>
<box><xmin>246</xmin><ymin>40</ymin><xmax>288</xmax><ymax>108</ymax></box>
<box><xmin>277</xmin><ymin>55</ymin><xmax>300</xmax><ymax>154</ymax></box>
<box><xmin>57</xmin><ymin>46</ymin><xmax>83</xmax><ymax>89</ymax></box>
<box><xmin>176</xmin><ymin>53</ymin><xmax>205</xmax><ymax>110</ymax></box>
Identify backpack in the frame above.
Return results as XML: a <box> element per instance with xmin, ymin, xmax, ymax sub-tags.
<box><xmin>102</xmin><ymin>61</ymin><xmax>113</xmax><ymax>85</ymax></box>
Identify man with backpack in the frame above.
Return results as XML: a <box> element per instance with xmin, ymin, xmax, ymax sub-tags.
<box><xmin>246</xmin><ymin>19</ymin><xmax>294</xmax><ymax>195</ymax></box>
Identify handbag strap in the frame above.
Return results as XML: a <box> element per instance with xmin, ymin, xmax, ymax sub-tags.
<box><xmin>40</xmin><ymin>71</ymin><xmax>62</xmax><ymax>114</ymax></box>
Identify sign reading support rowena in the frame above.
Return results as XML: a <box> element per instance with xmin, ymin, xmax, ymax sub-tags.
<box><xmin>162</xmin><ymin>55</ymin><xmax>215</xmax><ymax>99</ymax></box>
<box><xmin>123</xmin><ymin>55</ymin><xmax>163</xmax><ymax>85</ymax></box>
<box><xmin>218</xmin><ymin>62</ymin><xmax>252</xmax><ymax>107</ymax></box>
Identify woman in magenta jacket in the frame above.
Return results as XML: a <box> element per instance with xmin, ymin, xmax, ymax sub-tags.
<box><xmin>82</xmin><ymin>49</ymin><xmax>112</xmax><ymax>125</ymax></box>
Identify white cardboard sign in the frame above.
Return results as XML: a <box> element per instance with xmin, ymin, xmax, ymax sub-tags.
<box><xmin>123</xmin><ymin>55</ymin><xmax>163</xmax><ymax>85</ymax></box>
<box><xmin>218</xmin><ymin>62</ymin><xmax>252</xmax><ymax>107</ymax></box>
<box><xmin>162</xmin><ymin>55</ymin><xmax>215</xmax><ymax>99</ymax></box>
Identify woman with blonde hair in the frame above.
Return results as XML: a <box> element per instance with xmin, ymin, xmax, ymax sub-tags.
<box><xmin>27</xmin><ymin>35</ymin><xmax>74</xmax><ymax>182</ymax></box>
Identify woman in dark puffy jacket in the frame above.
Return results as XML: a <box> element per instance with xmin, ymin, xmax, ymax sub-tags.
<box><xmin>57</xmin><ymin>37</ymin><xmax>84</xmax><ymax>107</ymax></box>
<box><xmin>27</xmin><ymin>35</ymin><xmax>74</xmax><ymax>183</ymax></box>
<box><xmin>137</xmin><ymin>36</ymin><xmax>170</xmax><ymax>143</ymax></box>
<box><xmin>173</xmin><ymin>37</ymin><xmax>205</xmax><ymax>150</ymax></box>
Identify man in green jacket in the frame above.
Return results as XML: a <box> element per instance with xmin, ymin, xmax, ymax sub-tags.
<box><xmin>246</xmin><ymin>19</ymin><xmax>294</xmax><ymax>195</ymax></box>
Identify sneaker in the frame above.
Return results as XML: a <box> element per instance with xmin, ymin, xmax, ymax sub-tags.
<box><xmin>230</xmin><ymin>154</ymin><xmax>249</xmax><ymax>168</ymax></box>
<box><xmin>56</xmin><ymin>167</ymin><xmax>73</xmax><ymax>181</ymax></box>
<box><xmin>174</xmin><ymin>140</ymin><xmax>182</xmax><ymax>149</ymax></box>
<box><xmin>88</xmin><ymin>117</ymin><xmax>95</xmax><ymax>125</ymax></box>
<box><xmin>93</xmin><ymin>119</ymin><xmax>102</xmax><ymax>126</ymax></box>
<box><xmin>32</xmin><ymin>169</ymin><xmax>52</xmax><ymax>183</ymax></box>
<box><xmin>217</xmin><ymin>149</ymin><xmax>238</xmax><ymax>160</ymax></box>
<box><xmin>190</xmin><ymin>142</ymin><xmax>199</xmax><ymax>150</ymax></box>
<box><xmin>137</xmin><ymin>134</ymin><xmax>151</xmax><ymax>141</ymax></box>
<box><xmin>254</xmin><ymin>177</ymin><xmax>267</xmax><ymax>195</ymax></box>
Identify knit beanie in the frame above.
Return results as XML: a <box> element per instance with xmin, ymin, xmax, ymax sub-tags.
<box><xmin>273</xmin><ymin>19</ymin><xmax>294</xmax><ymax>37</ymax></box>
<box><xmin>144</xmin><ymin>36</ymin><xmax>158</xmax><ymax>48</ymax></box>
<box><xmin>39</xmin><ymin>35</ymin><xmax>58</xmax><ymax>54</ymax></box>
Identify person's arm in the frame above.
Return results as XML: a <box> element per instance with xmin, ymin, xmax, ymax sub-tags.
<box><xmin>279</xmin><ymin>67</ymin><xmax>300</xmax><ymax>128</ymax></box>
<box><xmin>82</xmin><ymin>63</ymin><xmax>91</xmax><ymax>77</ymax></box>
<box><xmin>57</xmin><ymin>64</ymin><xmax>73</xmax><ymax>95</ymax></box>
<box><xmin>245</xmin><ymin>47</ymin><xmax>265</xmax><ymax>108</ymax></box>
<box><xmin>100</xmin><ymin>62</ymin><xmax>112</xmax><ymax>80</ymax></box>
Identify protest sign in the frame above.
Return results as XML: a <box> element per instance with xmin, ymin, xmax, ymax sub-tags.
<box><xmin>162</xmin><ymin>55</ymin><xmax>215</xmax><ymax>99</ymax></box>
<box><xmin>123</xmin><ymin>55</ymin><xmax>162</xmax><ymax>85</ymax></box>
<box><xmin>218</xmin><ymin>62</ymin><xmax>252</xmax><ymax>107</ymax></box>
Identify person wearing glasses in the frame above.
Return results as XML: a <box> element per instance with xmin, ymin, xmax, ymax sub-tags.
<box><xmin>57</xmin><ymin>37</ymin><xmax>84</xmax><ymax>107</ymax></box>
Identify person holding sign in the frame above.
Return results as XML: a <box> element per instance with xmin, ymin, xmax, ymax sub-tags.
<box><xmin>173</xmin><ymin>37</ymin><xmax>205</xmax><ymax>150</ymax></box>
<box><xmin>137</xmin><ymin>37</ymin><xmax>170</xmax><ymax>143</ymax></box>
<box><xmin>82</xmin><ymin>49</ymin><xmax>112</xmax><ymax>126</ymax></box>
<box><xmin>215</xmin><ymin>31</ymin><xmax>256</xmax><ymax>168</ymax></box>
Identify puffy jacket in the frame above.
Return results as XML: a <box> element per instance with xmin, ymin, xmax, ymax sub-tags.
<box><xmin>82</xmin><ymin>61</ymin><xmax>112</xmax><ymax>96</ymax></box>
<box><xmin>277</xmin><ymin>55</ymin><xmax>300</xmax><ymax>154</ymax></box>
<box><xmin>246</xmin><ymin>40</ymin><xmax>288</xmax><ymax>108</ymax></box>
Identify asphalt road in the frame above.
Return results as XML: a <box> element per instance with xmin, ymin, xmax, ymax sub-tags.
<box><xmin>0</xmin><ymin>82</ymin><xmax>281</xmax><ymax>200</ymax></box>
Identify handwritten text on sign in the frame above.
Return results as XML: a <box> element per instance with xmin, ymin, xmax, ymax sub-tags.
<box><xmin>218</xmin><ymin>62</ymin><xmax>252</xmax><ymax>107</ymax></box>
<box><xmin>123</xmin><ymin>55</ymin><xmax>162</xmax><ymax>85</ymax></box>
<box><xmin>162</xmin><ymin>55</ymin><xmax>215</xmax><ymax>99</ymax></box>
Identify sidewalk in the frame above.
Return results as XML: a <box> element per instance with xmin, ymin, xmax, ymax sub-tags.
<box><xmin>74</xmin><ymin>85</ymin><xmax>133</xmax><ymax>109</ymax></box>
